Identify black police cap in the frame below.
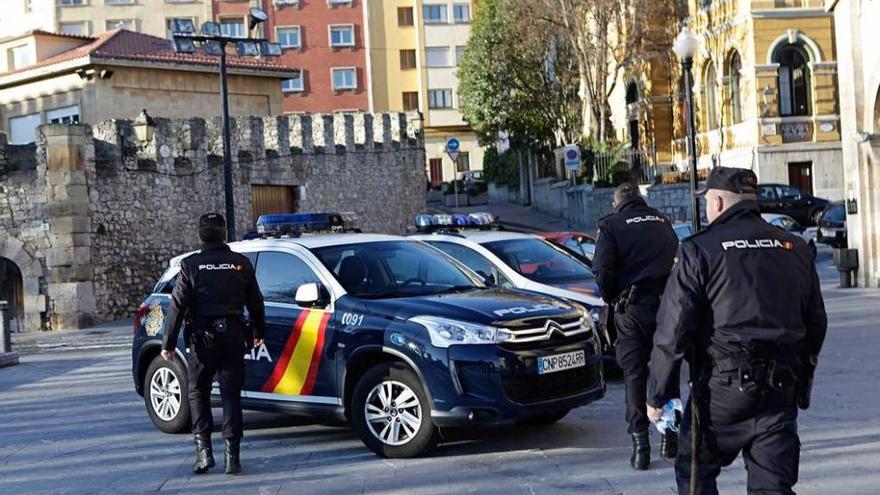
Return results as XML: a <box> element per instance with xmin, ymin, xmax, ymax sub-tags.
<box><xmin>695</xmin><ymin>166</ymin><xmax>758</xmax><ymax>196</ymax></box>
<box><xmin>199</xmin><ymin>213</ymin><xmax>226</xmax><ymax>229</ymax></box>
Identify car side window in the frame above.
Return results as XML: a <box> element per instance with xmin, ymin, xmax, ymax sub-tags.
<box><xmin>758</xmin><ymin>186</ymin><xmax>777</xmax><ymax>201</ymax></box>
<box><xmin>255</xmin><ymin>251</ymin><xmax>320</xmax><ymax>304</ymax></box>
<box><xmin>427</xmin><ymin>241</ymin><xmax>514</xmax><ymax>288</ymax></box>
<box><xmin>777</xmin><ymin>186</ymin><xmax>800</xmax><ymax>200</ymax></box>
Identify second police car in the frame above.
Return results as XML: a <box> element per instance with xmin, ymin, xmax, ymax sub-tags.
<box><xmin>132</xmin><ymin>213</ymin><xmax>606</xmax><ymax>458</ymax></box>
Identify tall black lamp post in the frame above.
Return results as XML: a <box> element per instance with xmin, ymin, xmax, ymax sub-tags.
<box><xmin>172</xmin><ymin>8</ymin><xmax>283</xmax><ymax>241</ymax></box>
<box><xmin>673</xmin><ymin>26</ymin><xmax>702</xmax><ymax>233</ymax></box>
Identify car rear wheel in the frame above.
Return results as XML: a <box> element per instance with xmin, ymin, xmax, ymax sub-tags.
<box><xmin>144</xmin><ymin>355</ymin><xmax>191</xmax><ymax>434</ymax></box>
<box><xmin>351</xmin><ymin>363</ymin><xmax>439</xmax><ymax>458</ymax></box>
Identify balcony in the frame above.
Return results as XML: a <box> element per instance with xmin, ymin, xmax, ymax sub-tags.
<box><xmin>780</xmin><ymin>120</ymin><xmax>813</xmax><ymax>143</ymax></box>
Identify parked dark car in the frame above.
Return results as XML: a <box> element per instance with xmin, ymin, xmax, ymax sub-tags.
<box><xmin>816</xmin><ymin>202</ymin><xmax>847</xmax><ymax>248</ymax></box>
<box><xmin>757</xmin><ymin>184</ymin><xmax>828</xmax><ymax>226</ymax></box>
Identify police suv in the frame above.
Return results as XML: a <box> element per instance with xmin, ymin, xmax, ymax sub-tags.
<box><xmin>410</xmin><ymin>214</ymin><xmax>614</xmax><ymax>355</ymax></box>
<box><xmin>132</xmin><ymin>215</ymin><xmax>605</xmax><ymax>458</ymax></box>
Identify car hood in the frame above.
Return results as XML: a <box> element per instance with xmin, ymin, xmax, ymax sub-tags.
<box><xmin>364</xmin><ymin>288</ymin><xmax>578</xmax><ymax>326</ymax></box>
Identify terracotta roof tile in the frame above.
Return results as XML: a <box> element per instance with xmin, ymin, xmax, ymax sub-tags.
<box><xmin>0</xmin><ymin>29</ymin><xmax>295</xmax><ymax>80</ymax></box>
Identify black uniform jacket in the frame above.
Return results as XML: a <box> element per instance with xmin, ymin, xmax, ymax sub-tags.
<box><xmin>647</xmin><ymin>200</ymin><xmax>827</xmax><ymax>408</ymax></box>
<box><xmin>161</xmin><ymin>242</ymin><xmax>267</xmax><ymax>352</ymax></box>
<box><xmin>593</xmin><ymin>198</ymin><xmax>679</xmax><ymax>304</ymax></box>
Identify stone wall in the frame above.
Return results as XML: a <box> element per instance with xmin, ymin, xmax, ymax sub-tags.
<box><xmin>0</xmin><ymin>111</ymin><xmax>425</xmax><ymax>330</ymax></box>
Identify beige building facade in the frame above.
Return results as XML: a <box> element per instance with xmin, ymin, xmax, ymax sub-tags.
<box><xmin>0</xmin><ymin>30</ymin><xmax>293</xmax><ymax>145</ymax></box>
<box><xmin>827</xmin><ymin>0</ymin><xmax>880</xmax><ymax>288</ymax></box>
<box><xmin>0</xmin><ymin>0</ymin><xmax>212</xmax><ymax>39</ymax></box>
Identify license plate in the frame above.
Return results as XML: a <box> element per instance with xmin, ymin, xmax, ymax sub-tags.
<box><xmin>537</xmin><ymin>350</ymin><xmax>586</xmax><ymax>375</ymax></box>
<box><xmin>821</xmin><ymin>228</ymin><xmax>835</xmax><ymax>237</ymax></box>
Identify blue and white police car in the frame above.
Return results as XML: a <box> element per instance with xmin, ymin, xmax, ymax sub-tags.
<box><xmin>132</xmin><ymin>214</ymin><xmax>606</xmax><ymax>458</ymax></box>
<box><xmin>410</xmin><ymin>214</ymin><xmax>615</xmax><ymax>357</ymax></box>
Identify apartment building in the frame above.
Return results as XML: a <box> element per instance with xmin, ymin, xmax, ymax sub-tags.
<box><xmin>0</xmin><ymin>0</ymin><xmax>212</xmax><ymax>38</ymax></box>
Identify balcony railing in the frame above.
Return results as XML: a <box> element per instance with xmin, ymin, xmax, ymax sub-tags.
<box><xmin>780</xmin><ymin>120</ymin><xmax>813</xmax><ymax>143</ymax></box>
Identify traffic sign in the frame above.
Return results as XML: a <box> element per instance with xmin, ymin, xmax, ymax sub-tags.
<box><xmin>446</xmin><ymin>137</ymin><xmax>460</xmax><ymax>163</ymax></box>
<box><xmin>563</xmin><ymin>145</ymin><xmax>580</xmax><ymax>172</ymax></box>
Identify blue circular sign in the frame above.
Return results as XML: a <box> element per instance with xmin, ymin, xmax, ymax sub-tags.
<box><xmin>446</xmin><ymin>138</ymin><xmax>460</xmax><ymax>152</ymax></box>
<box><xmin>566</xmin><ymin>149</ymin><xmax>579</xmax><ymax>160</ymax></box>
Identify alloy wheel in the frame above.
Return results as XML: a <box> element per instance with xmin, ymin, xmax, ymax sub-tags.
<box><xmin>149</xmin><ymin>367</ymin><xmax>182</xmax><ymax>422</ymax></box>
<box><xmin>364</xmin><ymin>380</ymin><xmax>423</xmax><ymax>446</ymax></box>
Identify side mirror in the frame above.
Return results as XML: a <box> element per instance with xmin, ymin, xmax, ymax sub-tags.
<box><xmin>295</xmin><ymin>282</ymin><xmax>328</xmax><ymax>308</ymax></box>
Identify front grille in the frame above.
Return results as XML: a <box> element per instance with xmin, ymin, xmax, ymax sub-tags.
<box><xmin>502</xmin><ymin>364</ymin><xmax>600</xmax><ymax>404</ymax></box>
<box><xmin>498</xmin><ymin>314</ymin><xmax>590</xmax><ymax>344</ymax></box>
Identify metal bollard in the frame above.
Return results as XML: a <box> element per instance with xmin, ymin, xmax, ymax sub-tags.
<box><xmin>0</xmin><ymin>300</ymin><xmax>9</xmax><ymax>353</ymax></box>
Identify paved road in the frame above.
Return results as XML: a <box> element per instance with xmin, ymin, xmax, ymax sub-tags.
<box><xmin>1</xmin><ymin>249</ymin><xmax>878</xmax><ymax>494</ymax></box>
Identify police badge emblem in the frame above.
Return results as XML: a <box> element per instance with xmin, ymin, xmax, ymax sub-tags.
<box><xmin>145</xmin><ymin>301</ymin><xmax>164</xmax><ymax>336</ymax></box>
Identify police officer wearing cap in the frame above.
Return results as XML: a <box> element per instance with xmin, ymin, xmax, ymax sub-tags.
<box><xmin>161</xmin><ymin>213</ymin><xmax>266</xmax><ymax>475</ymax></box>
<box><xmin>647</xmin><ymin>167</ymin><xmax>827</xmax><ymax>495</ymax></box>
<box><xmin>593</xmin><ymin>182</ymin><xmax>680</xmax><ymax>470</ymax></box>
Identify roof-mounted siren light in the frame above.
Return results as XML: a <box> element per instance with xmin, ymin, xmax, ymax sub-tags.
<box><xmin>432</xmin><ymin>214</ymin><xmax>453</xmax><ymax>226</ymax></box>
<box><xmin>415</xmin><ymin>214</ymin><xmax>434</xmax><ymax>231</ymax></box>
<box><xmin>451</xmin><ymin>214</ymin><xmax>470</xmax><ymax>227</ymax></box>
<box><xmin>256</xmin><ymin>212</ymin><xmax>359</xmax><ymax>236</ymax></box>
<box><xmin>467</xmin><ymin>212</ymin><xmax>495</xmax><ymax>228</ymax></box>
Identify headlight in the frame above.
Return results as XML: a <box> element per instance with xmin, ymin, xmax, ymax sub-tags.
<box><xmin>410</xmin><ymin>316</ymin><xmax>508</xmax><ymax>347</ymax></box>
<box><xmin>569</xmin><ymin>302</ymin><xmax>601</xmax><ymax>343</ymax></box>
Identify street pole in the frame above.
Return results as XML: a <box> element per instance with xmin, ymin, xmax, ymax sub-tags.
<box><xmin>453</xmin><ymin>158</ymin><xmax>460</xmax><ymax>209</ymax></box>
<box><xmin>219</xmin><ymin>45</ymin><xmax>236</xmax><ymax>241</ymax></box>
<box><xmin>682</xmin><ymin>57</ymin><xmax>701</xmax><ymax>233</ymax></box>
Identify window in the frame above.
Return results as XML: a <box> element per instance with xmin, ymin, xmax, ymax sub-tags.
<box><xmin>276</xmin><ymin>26</ymin><xmax>301</xmax><ymax>48</ymax></box>
<box><xmin>776</xmin><ymin>45</ymin><xmax>810</xmax><ymax>117</ymax></box>
<box><xmin>329</xmin><ymin>25</ymin><xmax>354</xmax><ymax>47</ymax></box>
<box><xmin>9</xmin><ymin>113</ymin><xmax>41</xmax><ymax>145</ymax></box>
<box><xmin>328</xmin><ymin>0</ymin><xmax>351</xmax><ymax>4</ymax></box>
<box><xmin>728</xmin><ymin>51</ymin><xmax>743</xmax><ymax>124</ymax></box>
<box><xmin>282</xmin><ymin>73</ymin><xmax>304</xmax><ymax>93</ymax></box>
<box><xmin>423</xmin><ymin>4</ymin><xmax>447</xmax><ymax>24</ymax></box>
<box><xmin>455</xmin><ymin>46</ymin><xmax>465</xmax><ymax>65</ymax></box>
<box><xmin>106</xmin><ymin>0</ymin><xmax>133</xmax><ymax>4</ymax></box>
<box><xmin>255</xmin><ymin>252</ymin><xmax>320</xmax><ymax>305</ymax></box>
<box><xmin>402</xmin><ymin>91</ymin><xmax>419</xmax><ymax>111</ymax></box>
<box><xmin>58</xmin><ymin>0</ymin><xmax>83</xmax><ymax>5</ymax></box>
<box><xmin>399</xmin><ymin>49</ymin><xmax>416</xmax><ymax>70</ymax></box>
<box><xmin>9</xmin><ymin>45</ymin><xmax>32</xmax><ymax>70</ymax></box>
<box><xmin>483</xmin><ymin>239</ymin><xmax>594</xmax><ymax>284</ymax></box>
<box><xmin>456</xmin><ymin>151</ymin><xmax>470</xmax><ymax>172</ymax></box>
<box><xmin>427</xmin><ymin>242</ymin><xmax>513</xmax><ymax>288</ymax></box>
<box><xmin>59</xmin><ymin>22</ymin><xmax>88</xmax><ymax>35</ymax></box>
<box><xmin>704</xmin><ymin>62</ymin><xmax>718</xmax><ymax>130</ymax></box>
<box><xmin>428</xmin><ymin>89</ymin><xmax>453</xmax><ymax>109</ymax></box>
<box><xmin>425</xmin><ymin>46</ymin><xmax>449</xmax><ymax>67</ymax></box>
<box><xmin>397</xmin><ymin>7</ymin><xmax>414</xmax><ymax>26</ymax></box>
<box><xmin>47</xmin><ymin>105</ymin><xmax>80</xmax><ymax>124</ymax></box>
<box><xmin>220</xmin><ymin>18</ymin><xmax>245</xmax><ymax>38</ymax></box>
<box><xmin>166</xmin><ymin>18</ymin><xmax>195</xmax><ymax>39</ymax></box>
<box><xmin>106</xmin><ymin>19</ymin><xmax>136</xmax><ymax>31</ymax></box>
<box><xmin>331</xmin><ymin>67</ymin><xmax>357</xmax><ymax>90</ymax></box>
<box><xmin>453</xmin><ymin>3</ymin><xmax>470</xmax><ymax>23</ymax></box>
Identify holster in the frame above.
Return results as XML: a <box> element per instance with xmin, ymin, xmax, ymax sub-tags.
<box><xmin>798</xmin><ymin>355</ymin><xmax>817</xmax><ymax>410</ymax></box>
<box><xmin>613</xmin><ymin>286</ymin><xmax>637</xmax><ymax>314</ymax></box>
<box><xmin>714</xmin><ymin>353</ymin><xmax>798</xmax><ymax>398</ymax></box>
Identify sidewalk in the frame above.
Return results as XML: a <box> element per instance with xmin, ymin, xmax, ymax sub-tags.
<box><xmin>443</xmin><ymin>201</ymin><xmax>597</xmax><ymax>235</ymax></box>
<box><xmin>11</xmin><ymin>318</ymin><xmax>133</xmax><ymax>355</ymax></box>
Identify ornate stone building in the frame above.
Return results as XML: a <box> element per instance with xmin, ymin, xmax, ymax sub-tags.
<box><xmin>0</xmin><ymin>112</ymin><xmax>425</xmax><ymax>332</ymax></box>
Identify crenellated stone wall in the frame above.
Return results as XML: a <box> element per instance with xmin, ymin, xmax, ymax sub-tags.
<box><xmin>0</xmin><ymin>111</ymin><xmax>426</xmax><ymax>331</ymax></box>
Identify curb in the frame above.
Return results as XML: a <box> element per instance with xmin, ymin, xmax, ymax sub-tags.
<box><xmin>0</xmin><ymin>352</ymin><xmax>20</xmax><ymax>368</ymax></box>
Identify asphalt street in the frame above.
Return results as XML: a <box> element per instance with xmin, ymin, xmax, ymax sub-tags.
<box><xmin>0</xmin><ymin>247</ymin><xmax>878</xmax><ymax>494</ymax></box>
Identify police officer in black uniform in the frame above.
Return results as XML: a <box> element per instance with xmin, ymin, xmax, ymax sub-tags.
<box><xmin>647</xmin><ymin>167</ymin><xmax>827</xmax><ymax>495</ymax></box>
<box><xmin>161</xmin><ymin>213</ymin><xmax>266</xmax><ymax>475</ymax></box>
<box><xmin>593</xmin><ymin>182</ymin><xmax>680</xmax><ymax>470</ymax></box>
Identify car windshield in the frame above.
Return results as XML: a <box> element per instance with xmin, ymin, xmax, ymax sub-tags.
<box><xmin>312</xmin><ymin>241</ymin><xmax>483</xmax><ymax>299</ymax></box>
<box><xmin>482</xmin><ymin>238</ymin><xmax>594</xmax><ymax>284</ymax></box>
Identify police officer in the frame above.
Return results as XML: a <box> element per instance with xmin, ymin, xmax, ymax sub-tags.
<box><xmin>593</xmin><ymin>182</ymin><xmax>680</xmax><ymax>470</ymax></box>
<box><xmin>161</xmin><ymin>213</ymin><xmax>266</xmax><ymax>475</ymax></box>
<box><xmin>647</xmin><ymin>167</ymin><xmax>827</xmax><ymax>495</ymax></box>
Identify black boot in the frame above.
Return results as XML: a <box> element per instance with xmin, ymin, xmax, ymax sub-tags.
<box><xmin>192</xmin><ymin>433</ymin><xmax>215</xmax><ymax>474</ymax></box>
<box><xmin>630</xmin><ymin>431</ymin><xmax>650</xmax><ymax>470</ymax></box>
<box><xmin>660</xmin><ymin>429</ymin><xmax>678</xmax><ymax>459</ymax></box>
<box><xmin>224</xmin><ymin>438</ymin><xmax>241</xmax><ymax>475</ymax></box>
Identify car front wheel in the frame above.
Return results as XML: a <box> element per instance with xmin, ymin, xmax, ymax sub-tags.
<box><xmin>351</xmin><ymin>363</ymin><xmax>439</xmax><ymax>458</ymax></box>
<box><xmin>144</xmin><ymin>354</ymin><xmax>191</xmax><ymax>433</ymax></box>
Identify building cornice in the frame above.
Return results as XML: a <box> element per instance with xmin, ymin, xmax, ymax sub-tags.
<box><xmin>751</xmin><ymin>8</ymin><xmax>832</xmax><ymax>19</ymax></box>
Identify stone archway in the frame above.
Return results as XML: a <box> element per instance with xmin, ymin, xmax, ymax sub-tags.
<box><xmin>0</xmin><ymin>235</ymin><xmax>47</xmax><ymax>332</ymax></box>
<box><xmin>0</xmin><ymin>258</ymin><xmax>24</xmax><ymax>333</ymax></box>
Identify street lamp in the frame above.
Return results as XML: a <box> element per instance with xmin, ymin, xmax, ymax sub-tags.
<box><xmin>673</xmin><ymin>26</ymin><xmax>702</xmax><ymax>233</ymax></box>
<box><xmin>133</xmin><ymin>109</ymin><xmax>155</xmax><ymax>142</ymax></box>
<box><xmin>172</xmin><ymin>9</ymin><xmax>282</xmax><ymax>241</ymax></box>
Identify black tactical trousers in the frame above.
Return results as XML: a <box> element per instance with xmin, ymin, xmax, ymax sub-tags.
<box><xmin>188</xmin><ymin>320</ymin><xmax>246</xmax><ymax>440</ymax></box>
<box><xmin>675</xmin><ymin>377</ymin><xmax>800</xmax><ymax>495</ymax></box>
<box><xmin>615</xmin><ymin>297</ymin><xmax>674</xmax><ymax>434</ymax></box>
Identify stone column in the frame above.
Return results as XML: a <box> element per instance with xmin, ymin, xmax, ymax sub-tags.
<box><xmin>43</xmin><ymin>124</ymin><xmax>97</xmax><ymax>330</ymax></box>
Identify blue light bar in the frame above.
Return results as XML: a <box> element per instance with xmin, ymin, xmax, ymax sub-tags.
<box><xmin>256</xmin><ymin>212</ymin><xmax>357</xmax><ymax>235</ymax></box>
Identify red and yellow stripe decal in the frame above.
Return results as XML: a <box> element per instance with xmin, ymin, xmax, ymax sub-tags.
<box><xmin>262</xmin><ymin>310</ymin><xmax>330</xmax><ymax>396</ymax></box>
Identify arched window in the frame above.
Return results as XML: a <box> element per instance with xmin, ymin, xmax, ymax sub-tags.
<box><xmin>625</xmin><ymin>82</ymin><xmax>639</xmax><ymax>105</ymax></box>
<box><xmin>705</xmin><ymin>62</ymin><xmax>718</xmax><ymax>130</ymax></box>
<box><xmin>728</xmin><ymin>52</ymin><xmax>743</xmax><ymax>123</ymax></box>
<box><xmin>776</xmin><ymin>45</ymin><xmax>810</xmax><ymax>116</ymax></box>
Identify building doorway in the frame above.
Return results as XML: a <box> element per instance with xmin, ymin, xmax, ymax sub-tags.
<box><xmin>251</xmin><ymin>185</ymin><xmax>299</xmax><ymax>227</ymax></box>
<box><xmin>0</xmin><ymin>258</ymin><xmax>24</xmax><ymax>333</ymax></box>
<box><xmin>788</xmin><ymin>161</ymin><xmax>813</xmax><ymax>195</ymax></box>
<box><xmin>429</xmin><ymin>158</ymin><xmax>443</xmax><ymax>188</ymax></box>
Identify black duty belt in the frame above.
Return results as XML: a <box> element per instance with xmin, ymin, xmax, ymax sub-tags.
<box><xmin>711</xmin><ymin>355</ymin><xmax>798</xmax><ymax>396</ymax></box>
